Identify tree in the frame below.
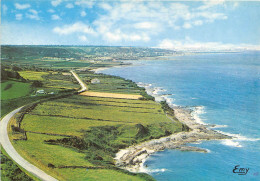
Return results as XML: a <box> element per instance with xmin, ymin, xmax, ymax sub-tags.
<box><xmin>32</xmin><ymin>80</ymin><xmax>43</xmax><ymax>87</ymax></box>
<box><xmin>1</xmin><ymin>67</ymin><xmax>9</xmax><ymax>81</ymax></box>
<box><xmin>12</xmin><ymin>65</ymin><xmax>22</xmax><ymax>71</ymax></box>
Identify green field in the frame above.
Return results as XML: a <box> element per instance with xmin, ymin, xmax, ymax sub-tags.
<box><xmin>1</xmin><ymin>46</ymin><xmax>180</xmax><ymax>181</ymax></box>
<box><xmin>1</xmin><ymin>81</ymin><xmax>32</xmax><ymax>100</ymax></box>
<box><xmin>1</xmin><ymin>70</ymin><xmax>78</xmax><ymax>116</ymax></box>
<box><xmin>18</xmin><ymin>71</ymin><xmax>49</xmax><ymax>81</ymax></box>
<box><xmin>13</xmin><ymin>86</ymin><xmax>183</xmax><ymax>180</ymax></box>
<box><xmin>78</xmin><ymin>73</ymin><xmax>148</xmax><ymax>96</ymax></box>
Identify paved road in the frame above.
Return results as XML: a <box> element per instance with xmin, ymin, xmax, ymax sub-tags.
<box><xmin>0</xmin><ymin>107</ymin><xmax>58</xmax><ymax>181</ymax></box>
<box><xmin>70</xmin><ymin>70</ymin><xmax>88</xmax><ymax>92</ymax></box>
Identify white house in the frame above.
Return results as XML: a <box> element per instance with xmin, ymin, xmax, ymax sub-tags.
<box><xmin>36</xmin><ymin>89</ymin><xmax>45</xmax><ymax>94</ymax></box>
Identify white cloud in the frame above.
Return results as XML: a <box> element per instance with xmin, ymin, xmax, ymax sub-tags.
<box><xmin>75</xmin><ymin>1</ymin><xmax>93</xmax><ymax>8</ymax></box>
<box><xmin>198</xmin><ymin>12</ymin><xmax>228</xmax><ymax>22</ymax></box>
<box><xmin>26</xmin><ymin>9</ymin><xmax>40</xmax><ymax>20</ymax></box>
<box><xmin>157</xmin><ymin>39</ymin><xmax>175</xmax><ymax>49</ymax></box>
<box><xmin>15</xmin><ymin>3</ymin><xmax>31</xmax><ymax>10</ymax></box>
<box><xmin>193</xmin><ymin>20</ymin><xmax>203</xmax><ymax>26</ymax></box>
<box><xmin>51</xmin><ymin>1</ymin><xmax>230</xmax><ymax>44</ymax></box>
<box><xmin>134</xmin><ymin>22</ymin><xmax>158</xmax><ymax>29</ymax></box>
<box><xmin>53</xmin><ymin>22</ymin><xmax>96</xmax><ymax>35</ymax></box>
<box><xmin>52</xmin><ymin>14</ymin><xmax>61</xmax><ymax>20</ymax></box>
<box><xmin>183</xmin><ymin>23</ymin><xmax>192</xmax><ymax>29</ymax></box>
<box><xmin>2</xmin><ymin>4</ymin><xmax>8</xmax><ymax>14</ymax></box>
<box><xmin>51</xmin><ymin>0</ymin><xmax>62</xmax><ymax>7</ymax></box>
<box><xmin>99</xmin><ymin>3</ymin><xmax>112</xmax><ymax>10</ymax></box>
<box><xmin>91</xmin><ymin>1</ymin><xmax>228</xmax><ymax>44</ymax></box>
<box><xmin>104</xmin><ymin>30</ymin><xmax>150</xmax><ymax>42</ymax></box>
<box><xmin>66</xmin><ymin>3</ymin><xmax>74</xmax><ymax>9</ymax></box>
<box><xmin>158</xmin><ymin>37</ymin><xmax>260</xmax><ymax>51</ymax></box>
<box><xmin>81</xmin><ymin>11</ymin><xmax>86</xmax><ymax>17</ymax></box>
<box><xmin>15</xmin><ymin>14</ymin><xmax>23</xmax><ymax>20</ymax></box>
<box><xmin>79</xmin><ymin>35</ymin><xmax>87</xmax><ymax>42</ymax></box>
<box><xmin>233</xmin><ymin>2</ymin><xmax>239</xmax><ymax>9</ymax></box>
<box><xmin>198</xmin><ymin>0</ymin><xmax>225</xmax><ymax>10</ymax></box>
<box><xmin>48</xmin><ymin>9</ymin><xmax>55</xmax><ymax>13</ymax></box>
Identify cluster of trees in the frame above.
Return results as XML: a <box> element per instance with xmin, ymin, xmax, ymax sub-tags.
<box><xmin>1</xmin><ymin>64</ymin><xmax>44</xmax><ymax>88</ymax></box>
<box><xmin>1</xmin><ymin>67</ymin><xmax>22</xmax><ymax>81</ymax></box>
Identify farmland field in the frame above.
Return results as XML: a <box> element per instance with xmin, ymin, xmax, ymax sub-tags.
<box><xmin>78</xmin><ymin>72</ymin><xmax>145</xmax><ymax>95</ymax></box>
<box><xmin>0</xmin><ymin>70</ymin><xmax>78</xmax><ymax>116</ymax></box>
<box><xmin>13</xmin><ymin>72</ymin><xmax>183</xmax><ymax>180</ymax></box>
<box><xmin>1</xmin><ymin>45</ymin><xmax>179</xmax><ymax>181</ymax></box>
<box><xmin>18</xmin><ymin>71</ymin><xmax>49</xmax><ymax>81</ymax></box>
<box><xmin>15</xmin><ymin>94</ymin><xmax>170</xmax><ymax>180</ymax></box>
<box><xmin>1</xmin><ymin>81</ymin><xmax>32</xmax><ymax>100</ymax></box>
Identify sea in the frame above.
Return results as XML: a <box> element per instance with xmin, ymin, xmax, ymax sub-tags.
<box><xmin>99</xmin><ymin>52</ymin><xmax>260</xmax><ymax>181</ymax></box>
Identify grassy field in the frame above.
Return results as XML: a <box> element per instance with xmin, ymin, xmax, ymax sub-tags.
<box><xmin>56</xmin><ymin>168</ymin><xmax>146</xmax><ymax>181</ymax></box>
<box><xmin>18</xmin><ymin>71</ymin><xmax>49</xmax><ymax>81</ymax></box>
<box><xmin>0</xmin><ymin>70</ymin><xmax>78</xmax><ymax>116</ymax></box>
<box><xmin>3</xmin><ymin>69</ymin><xmax>185</xmax><ymax>180</ymax></box>
<box><xmin>13</xmin><ymin>81</ymin><xmax>183</xmax><ymax>180</ymax></box>
<box><xmin>78</xmin><ymin>72</ymin><xmax>146</xmax><ymax>95</ymax></box>
<box><xmin>6</xmin><ymin>70</ymin><xmax>184</xmax><ymax>180</ymax></box>
<box><xmin>1</xmin><ymin>45</ymin><xmax>178</xmax><ymax>181</ymax></box>
<box><xmin>1</xmin><ymin>80</ymin><xmax>32</xmax><ymax>100</ymax></box>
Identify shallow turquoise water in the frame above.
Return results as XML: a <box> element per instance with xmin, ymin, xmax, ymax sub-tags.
<box><xmin>100</xmin><ymin>52</ymin><xmax>260</xmax><ymax>181</ymax></box>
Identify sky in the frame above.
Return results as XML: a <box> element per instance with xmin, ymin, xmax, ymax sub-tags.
<box><xmin>1</xmin><ymin>0</ymin><xmax>260</xmax><ymax>50</ymax></box>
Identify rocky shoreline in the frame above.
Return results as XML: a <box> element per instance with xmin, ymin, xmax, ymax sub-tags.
<box><xmin>94</xmin><ymin>65</ymin><xmax>233</xmax><ymax>173</ymax></box>
<box><xmin>115</xmin><ymin>92</ymin><xmax>232</xmax><ymax>173</ymax></box>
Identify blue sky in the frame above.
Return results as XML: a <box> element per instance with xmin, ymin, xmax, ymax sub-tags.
<box><xmin>1</xmin><ymin>0</ymin><xmax>260</xmax><ymax>50</ymax></box>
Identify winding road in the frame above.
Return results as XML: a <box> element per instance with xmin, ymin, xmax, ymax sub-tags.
<box><xmin>0</xmin><ymin>107</ymin><xmax>58</xmax><ymax>181</ymax></box>
<box><xmin>0</xmin><ymin>70</ymin><xmax>87</xmax><ymax>180</ymax></box>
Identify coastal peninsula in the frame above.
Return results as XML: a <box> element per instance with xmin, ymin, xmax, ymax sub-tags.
<box><xmin>115</xmin><ymin>106</ymin><xmax>231</xmax><ymax>172</ymax></box>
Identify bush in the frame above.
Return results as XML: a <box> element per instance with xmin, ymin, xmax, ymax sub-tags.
<box><xmin>1</xmin><ymin>68</ymin><xmax>22</xmax><ymax>81</ymax></box>
<box><xmin>32</xmin><ymin>80</ymin><xmax>43</xmax><ymax>87</ymax></box>
<box><xmin>12</xmin><ymin>66</ymin><xmax>22</xmax><ymax>71</ymax></box>
<box><xmin>48</xmin><ymin>163</ymin><xmax>55</xmax><ymax>168</ymax></box>
<box><xmin>0</xmin><ymin>153</ymin><xmax>33</xmax><ymax>181</ymax></box>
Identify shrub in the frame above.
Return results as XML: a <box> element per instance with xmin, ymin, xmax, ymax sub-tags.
<box><xmin>32</xmin><ymin>80</ymin><xmax>43</xmax><ymax>87</ymax></box>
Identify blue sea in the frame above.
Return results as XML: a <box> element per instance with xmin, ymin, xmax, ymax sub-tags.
<box><xmin>100</xmin><ymin>52</ymin><xmax>260</xmax><ymax>181</ymax></box>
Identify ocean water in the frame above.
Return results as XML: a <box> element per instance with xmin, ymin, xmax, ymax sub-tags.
<box><xmin>100</xmin><ymin>52</ymin><xmax>260</xmax><ymax>181</ymax></box>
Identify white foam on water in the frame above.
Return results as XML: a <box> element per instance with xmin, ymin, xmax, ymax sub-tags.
<box><xmin>221</xmin><ymin>140</ymin><xmax>242</xmax><ymax>147</ymax></box>
<box><xmin>190</xmin><ymin>106</ymin><xmax>208</xmax><ymax>125</ymax></box>
<box><xmin>216</xmin><ymin>130</ymin><xmax>260</xmax><ymax>142</ymax></box>
<box><xmin>138</xmin><ymin>81</ymin><xmax>260</xmax><ymax>150</ymax></box>
<box><xmin>162</xmin><ymin>96</ymin><xmax>177</xmax><ymax>107</ymax></box>
<box><xmin>211</xmin><ymin>124</ymin><xmax>228</xmax><ymax>128</ymax></box>
<box><xmin>216</xmin><ymin>130</ymin><xmax>260</xmax><ymax>148</ymax></box>
<box><xmin>153</xmin><ymin>87</ymin><xmax>166</xmax><ymax>95</ymax></box>
<box><xmin>206</xmin><ymin>149</ymin><xmax>211</xmax><ymax>153</ymax></box>
<box><xmin>138</xmin><ymin>82</ymin><xmax>172</xmax><ymax>103</ymax></box>
<box><xmin>192</xmin><ymin>141</ymin><xmax>203</xmax><ymax>145</ymax></box>
<box><xmin>140</xmin><ymin>167</ymin><xmax>168</xmax><ymax>173</ymax></box>
<box><xmin>139</xmin><ymin>157</ymin><xmax>169</xmax><ymax>173</ymax></box>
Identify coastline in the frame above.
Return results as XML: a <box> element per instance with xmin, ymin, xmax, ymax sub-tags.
<box><xmin>91</xmin><ymin>63</ymin><xmax>136</xmax><ymax>74</ymax></box>
<box><xmin>114</xmin><ymin>84</ymin><xmax>232</xmax><ymax>173</ymax></box>
<box><xmin>115</xmin><ymin>111</ymin><xmax>232</xmax><ymax>172</ymax></box>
